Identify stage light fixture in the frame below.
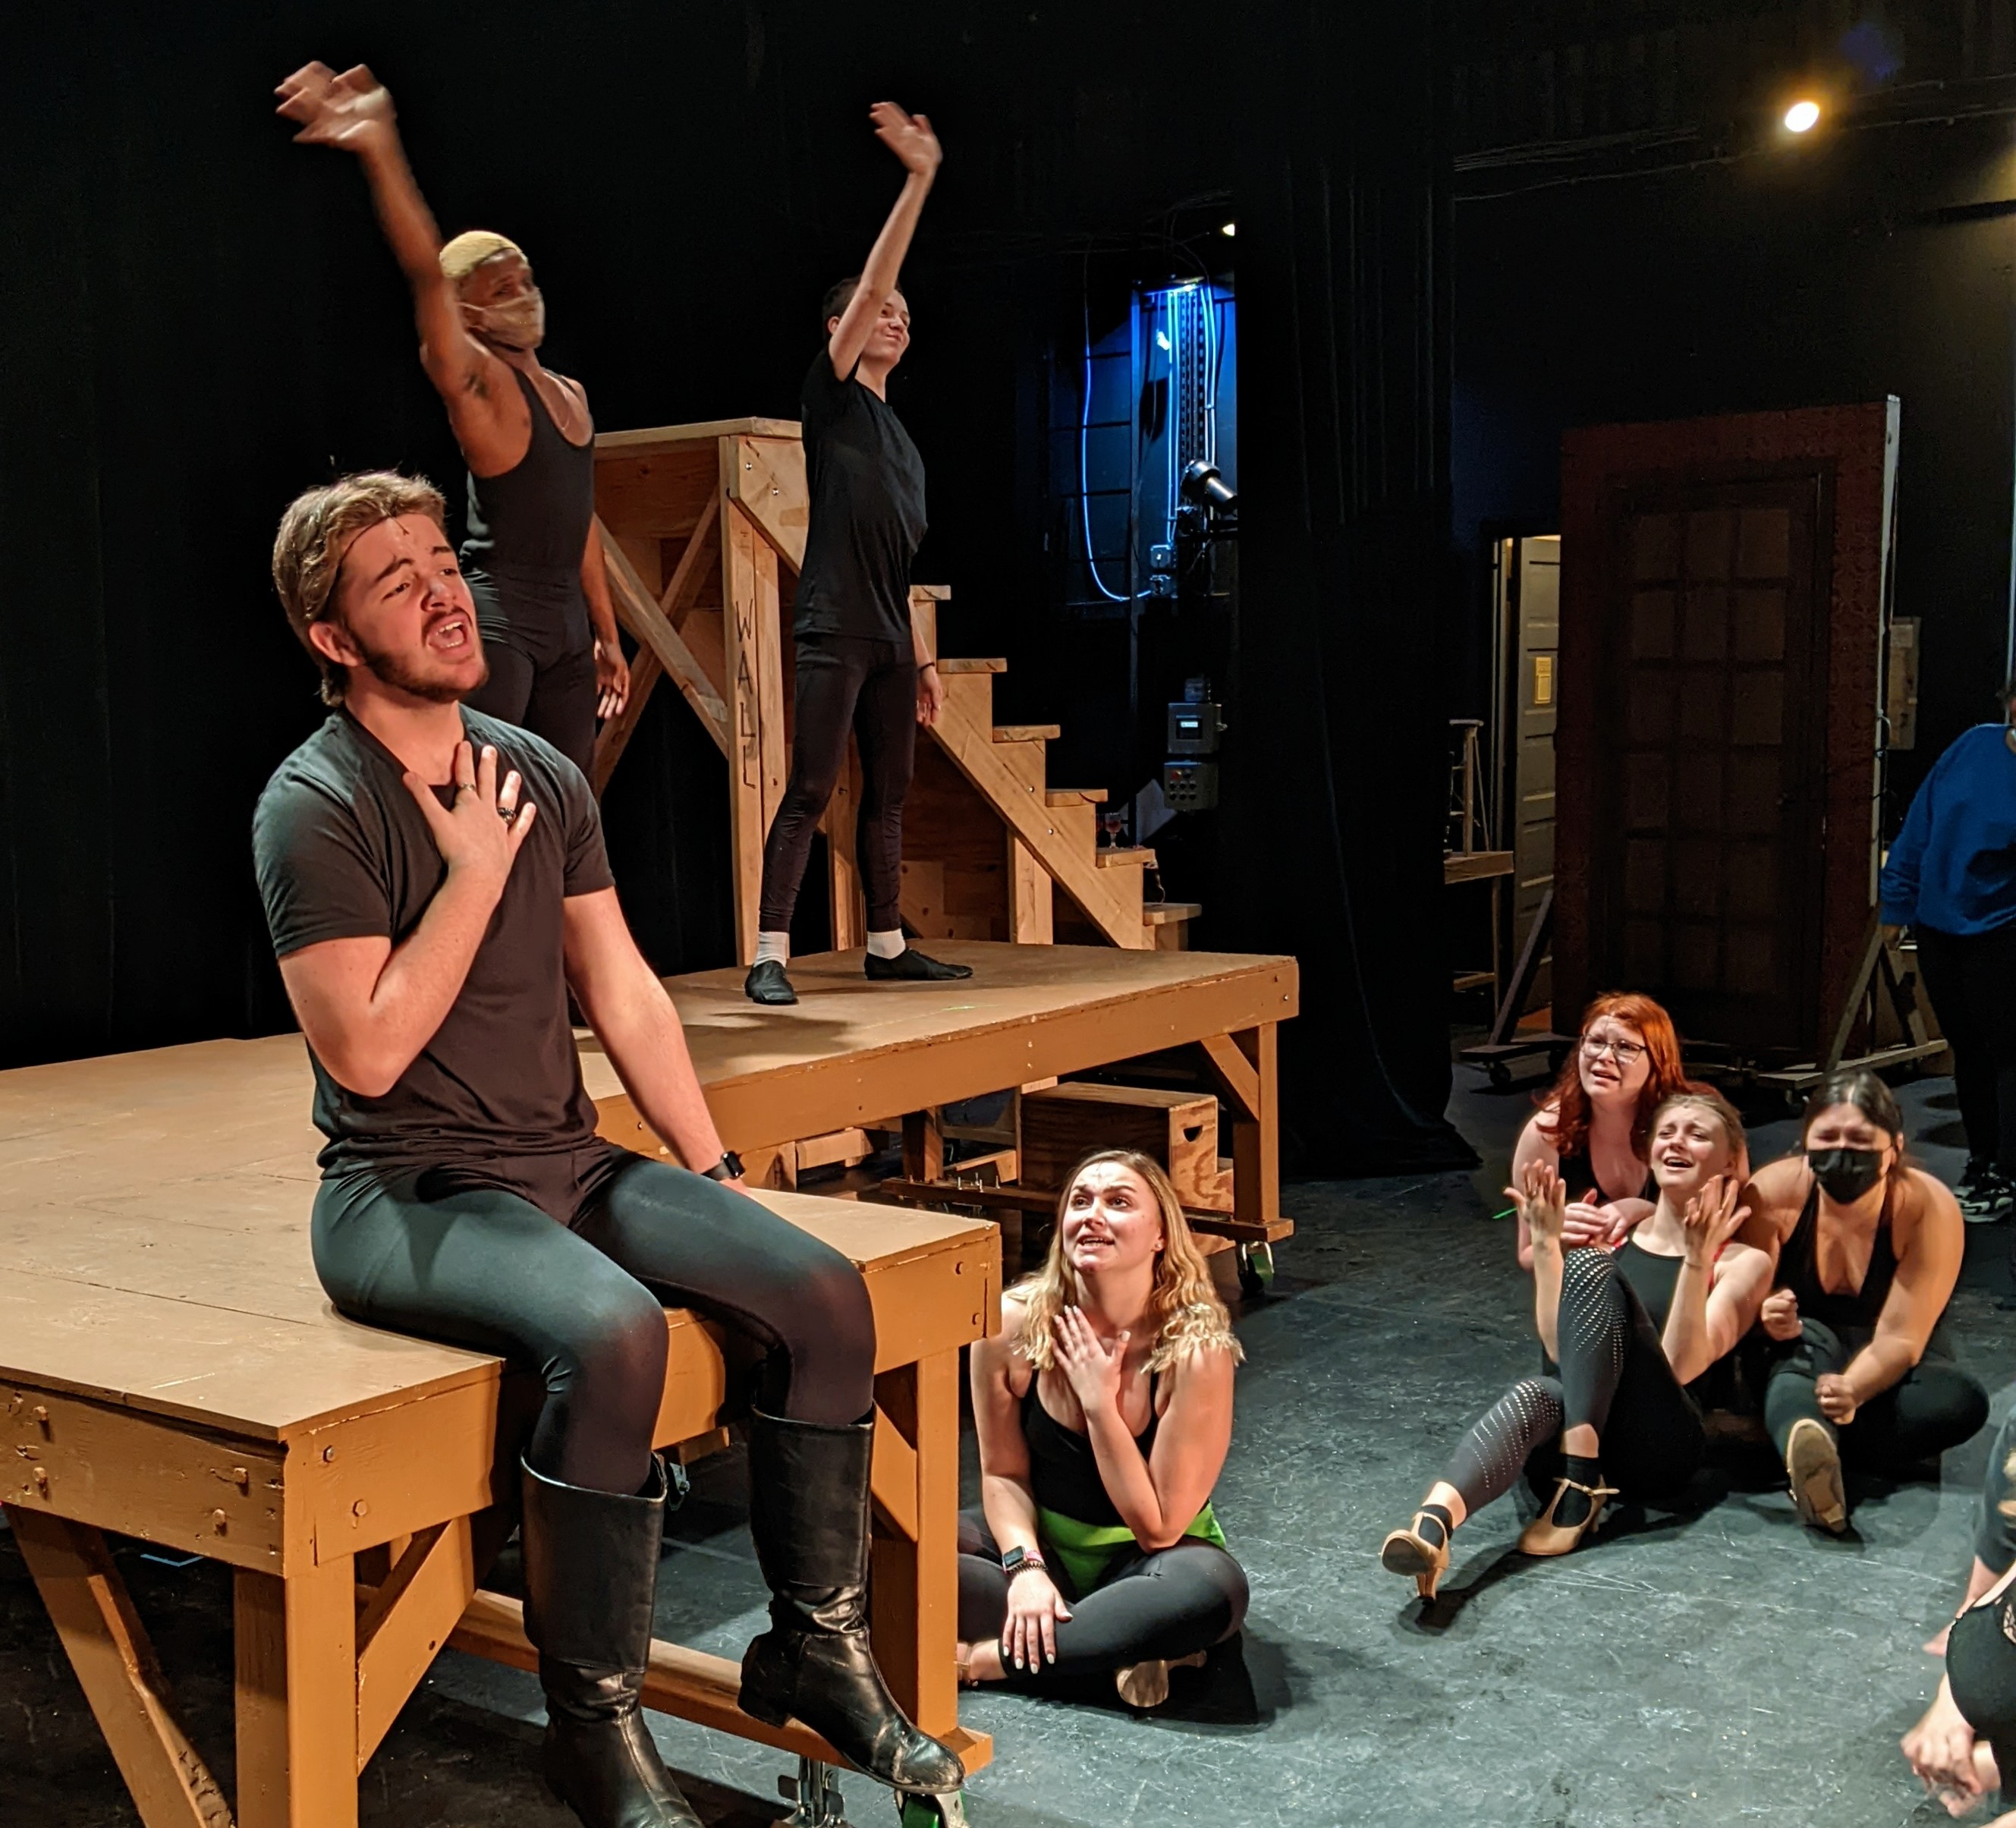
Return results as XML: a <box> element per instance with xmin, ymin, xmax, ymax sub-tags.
<box><xmin>1220</xmin><ymin>222</ymin><xmax>1236</xmax><ymax>237</ymax></box>
<box><xmin>1784</xmin><ymin>99</ymin><xmax>1822</xmax><ymax>134</ymax></box>
<box><xmin>1181</xmin><ymin>459</ymin><xmax>1236</xmax><ymax>510</ymax></box>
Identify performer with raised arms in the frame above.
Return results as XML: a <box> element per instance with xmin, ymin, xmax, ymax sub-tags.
<box><xmin>745</xmin><ymin>102</ymin><xmax>972</xmax><ymax>1004</ymax></box>
<box><xmin>277</xmin><ymin>62</ymin><xmax>627</xmax><ymax>777</ymax></box>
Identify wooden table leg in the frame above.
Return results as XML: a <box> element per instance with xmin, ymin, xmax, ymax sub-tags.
<box><xmin>902</xmin><ymin>1109</ymin><xmax>945</xmax><ymax>1185</ymax></box>
<box><xmin>869</xmin><ymin>1352</ymin><xmax>959</xmax><ymax>1741</ymax></box>
<box><xmin>7</xmin><ymin>1506</ymin><xmax>232</xmax><ymax>1828</ymax></box>
<box><xmin>234</xmin><ymin>1555</ymin><xmax>358</xmax><ymax>1828</ymax></box>
<box><xmin>1202</xmin><ymin>1023</ymin><xmax>1279</xmax><ymax>1238</ymax></box>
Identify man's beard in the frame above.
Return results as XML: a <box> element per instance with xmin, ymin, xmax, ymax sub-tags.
<box><xmin>340</xmin><ymin>616</ymin><xmax>488</xmax><ymax>704</ymax></box>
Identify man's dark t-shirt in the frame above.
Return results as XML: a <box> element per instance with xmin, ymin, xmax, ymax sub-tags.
<box><xmin>252</xmin><ymin>707</ymin><xmax>612</xmax><ymax>1187</ymax></box>
<box><xmin>792</xmin><ymin>348</ymin><xmax>926</xmax><ymax>643</ymax></box>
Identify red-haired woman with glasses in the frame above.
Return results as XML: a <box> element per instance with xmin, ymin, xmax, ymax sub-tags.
<box><xmin>1506</xmin><ymin>993</ymin><xmax>1692</xmax><ymax>1271</ymax></box>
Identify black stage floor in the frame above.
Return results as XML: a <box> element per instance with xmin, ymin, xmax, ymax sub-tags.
<box><xmin>3</xmin><ymin>1065</ymin><xmax>2009</xmax><ymax>1826</ymax></box>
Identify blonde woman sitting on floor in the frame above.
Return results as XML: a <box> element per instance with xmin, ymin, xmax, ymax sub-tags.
<box><xmin>958</xmin><ymin>1150</ymin><xmax>1248</xmax><ymax>1709</ymax></box>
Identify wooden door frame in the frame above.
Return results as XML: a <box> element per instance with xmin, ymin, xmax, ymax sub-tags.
<box><xmin>1555</xmin><ymin>401</ymin><xmax>1898</xmax><ymax>1059</ymax></box>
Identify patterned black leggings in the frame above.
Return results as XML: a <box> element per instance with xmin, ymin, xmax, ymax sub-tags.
<box><xmin>1442</xmin><ymin>1248</ymin><xmax>1705</xmax><ymax>1515</ymax></box>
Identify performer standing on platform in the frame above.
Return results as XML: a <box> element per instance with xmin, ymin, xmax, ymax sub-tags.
<box><xmin>745</xmin><ymin>102</ymin><xmax>971</xmax><ymax>1005</ymax></box>
<box><xmin>257</xmin><ymin>473</ymin><xmax>961</xmax><ymax>1828</ymax></box>
<box><xmin>276</xmin><ymin>62</ymin><xmax>627</xmax><ymax>779</ymax></box>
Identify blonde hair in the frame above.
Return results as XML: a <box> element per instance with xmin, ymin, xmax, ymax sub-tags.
<box><xmin>270</xmin><ymin>471</ymin><xmax>448</xmax><ymax>704</ymax></box>
<box><xmin>439</xmin><ymin>230</ymin><xmax>525</xmax><ymax>285</ymax></box>
<box><xmin>1648</xmin><ymin>1086</ymin><xmax>1747</xmax><ymax>1163</ymax></box>
<box><xmin>1011</xmin><ymin>1150</ymin><xmax>1244</xmax><ymax>1376</ymax></box>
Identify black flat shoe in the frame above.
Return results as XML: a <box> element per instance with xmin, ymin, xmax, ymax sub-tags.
<box><xmin>863</xmin><ymin>949</ymin><xmax>973</xmax><ymax>983</ymax></box>
<box><xmin>744</xmin><ymin>960</ymin><xmax>797</xmax><ymax>1005</ymax></box>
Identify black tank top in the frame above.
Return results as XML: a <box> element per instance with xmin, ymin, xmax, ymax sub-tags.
<box><xmin>460</xmin><ymin>369</ymin><xmax>596</xmax><ymax>649</ymax></box>
<box><xmin>1616</xmin><ymin>1237</ymin><xmax>1685</xmax><ymax>1331</ymax></box>
<box><xmin>1774</xmin><ymin>1175</ymin><xmax>1898</xmax><ymax>1336</ymax></box>
<box><xmin>1021</xmin><ymin>1374</ymin><xmax>1161</xmax><ymax>1528</ymax></box>
<box><xmin>1555</xmin><ymin>1145</ymin><xmax>1656</xmax><ymax>1206</ymax></box>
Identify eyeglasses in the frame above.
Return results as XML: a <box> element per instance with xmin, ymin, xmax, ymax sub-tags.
<box><xmin>1580</xmin><ymin>1035</ymin><xmax>1646</xmax><ymax>1066</ymax></box>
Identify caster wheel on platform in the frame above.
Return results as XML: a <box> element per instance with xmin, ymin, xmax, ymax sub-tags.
<box><xmin>1237</xmin><ymin>1241</ymin><xmax>1275</xmax><ymax>1300</ymax></box>
<box><xmin>1487</xmin><ymin>1062</ymin><xmax>1512</xmax><ymax>1091</ymax></box>
<box><xmin>898</xmin><ymin>1794</ymin><xmax>970</xmax><ymax>1828</ymax></box>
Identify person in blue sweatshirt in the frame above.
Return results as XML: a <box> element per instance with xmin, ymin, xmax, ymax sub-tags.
<box><xmin>1880</xmin><ymin>681</ymin><xmax>2016</xmax><ymax>1222</ymax></box>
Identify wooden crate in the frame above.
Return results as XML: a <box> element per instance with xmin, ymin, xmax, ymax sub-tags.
<box><xmin>1020</xmin><ymin>1082</ymin><xmax>1234</xmax><ymax>1214</ymax></box>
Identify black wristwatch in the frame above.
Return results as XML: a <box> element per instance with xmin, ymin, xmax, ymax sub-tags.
<box><xmin>701</xmin><ymin>1150</ymin><xmax>745</xmax><ymax>1183</ymax></box>
<box><xmin>1001</xmin><ymin>1546</ymin><xmax>1047</xmax><ymax>1581</ymax></box>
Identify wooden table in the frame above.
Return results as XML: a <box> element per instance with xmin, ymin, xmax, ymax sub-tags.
<box><xmin>0</xmin><ymin>1037</ymin><xmax>997</xmax><ymax>1828</ymax></box>
<box><xmin>584</xmin><ymin>941</ymin><xmax>1299</xmax><ymax>1254</ymax></box>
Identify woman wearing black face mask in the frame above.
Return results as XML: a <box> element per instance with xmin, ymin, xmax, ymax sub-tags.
<box><xmin>1737</xmin><ymin>1069</ymin><xmax>1986</xmax><ymax>1534</ymax></box>
<box><xmin>276</xmin><ymin>62</ymin><xmax>629</xmax><ymax>777</ymax></box>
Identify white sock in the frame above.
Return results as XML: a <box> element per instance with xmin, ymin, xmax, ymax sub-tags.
<box><xmin>755</xmin><ymin>930</ymin><xmax>790</xmax><ymax>967</ymax></box>
<box><xmin>866</xmin><ymin>930</ymin><xmax>907</xmax><ymax>960</ymax></box>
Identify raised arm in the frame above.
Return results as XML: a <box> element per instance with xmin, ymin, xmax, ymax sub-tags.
<box><xmin>1660</xmin><ymin>1176</ymin><xmax>1773</xmax><ymax>1386</ymax></box>
<box><xmin>275</xmin><ymin>64</ymin><xmax>507</xmax><ymax>431</ymax></box>
<box><xmin>827</xmin><ymin>102</ymin><xmax>941</xmax><ymax>379</ymax></box>
<box><xmin>279</xmin><ymin>744</ymin><xmax>536</xmax><ymax>1096</ymax></box>
<box><xmin>561</xmin><ymin>889</ymin><xmax>734</xmax><ymax>1180</ymax></box>
<box><xmin>1841</xmin><ymin>1173</ymin><xmax>1964</xmax><ymax>1408</ymax></box>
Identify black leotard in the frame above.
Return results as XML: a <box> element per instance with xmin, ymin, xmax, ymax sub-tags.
<box><xmin>460</xmin><ymin>369</ymin><xmax>600</xmax><ymax>772</ymax></box>
<box><xmin>1021</xmin><ymin>1375</ymin><xmax>1161</xmax><ymax>1528</ymax></box>
<box><xmin>1773</xmin><ymin>1175</ymin><xmax>1898</xmax><ymax>1333</ymax></box>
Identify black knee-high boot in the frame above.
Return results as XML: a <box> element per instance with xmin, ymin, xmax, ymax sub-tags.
<box><xmin>522</xmin><ymin>1457</ymin><xmax>701</xmax><ymax>1828</ymax></box>
<box><xmin>738</xmin><ymin>1409</ymin><xmax>964</xmax><ymax>1795</ymax></box>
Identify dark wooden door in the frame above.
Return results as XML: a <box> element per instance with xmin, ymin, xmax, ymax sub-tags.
<box><xmin>1592</xmin><ymin>480</ymin><xmax>1829</xmax><ymax>1049</ymax></box>
<box><xmin>1554</xmin><ymin>404</ymin><xmax>1897</xmax><ymax>1060</ymax></box>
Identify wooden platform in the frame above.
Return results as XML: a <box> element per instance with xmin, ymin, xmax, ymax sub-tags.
<box><xmin>582</xmin><ymin>941</ymin><xmax>1300</xmax><ymax>1248</ymax></box>
<box><xmin>0</xmin><ymin>1038</ymin><xmax>997</xmax><ymax>1827</ymax></box>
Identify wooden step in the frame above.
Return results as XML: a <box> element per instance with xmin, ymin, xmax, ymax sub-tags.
<box><xmin>993</xmin><ymin>724</ymin><xmax>1061</xmax><ymax>743</ymax></box>
<box><xmin>1096</xmin><ymin>846</ymin><xmax>1156</xmax><ymax>869</ymax></box>
<box><xmin>1143</xmin><ymin>899</ymin><xmax>1201</xmax><ymax>952</ymax></box>
<box><xmin>938</xmin><ymin>657</ymin><xmax>1006</xmax><ymax>675</ymax></box>
<box><xmin>1046</xmin><ymin>788</ymin><xmax>1109</xmax><ymax>805</ymax></box>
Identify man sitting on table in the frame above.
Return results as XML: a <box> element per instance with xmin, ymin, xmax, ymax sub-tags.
<box><xmin>255</xmin><ymin>471</ymin><xmax>961</xmax><ymax>1828</ymax></box>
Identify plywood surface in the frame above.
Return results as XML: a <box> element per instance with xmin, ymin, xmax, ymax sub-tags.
<box><xmin>583</xmin><ymin>942</ymin><xmax>1297</xmax><ymax>1096</ymax></box>
<box><xmin>0</xmin><ymin>1037</ymin><xmax>989</xmax><ymax>1439</ymax></box>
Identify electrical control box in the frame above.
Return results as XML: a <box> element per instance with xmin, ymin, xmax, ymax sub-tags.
<box><xmin>1162</xmin><ymin>760</ymin><xmax>1219</xmax><ymax>812</ymax></box>
<box><xmin>1166</xmin><ymin>700</ymin><xmax>1222</xmax><ymax>756</ymax></box>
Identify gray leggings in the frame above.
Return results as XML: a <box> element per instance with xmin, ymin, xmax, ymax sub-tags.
<box><xmin>312</xmin><ymin>1144</ymin><xmax>876</xmax><ymax>1495</ymax></box>
<box><xmin>956</xmin><ymin>1511</ymin><xmax>1248</xmax><ymax>1678</ymax></box>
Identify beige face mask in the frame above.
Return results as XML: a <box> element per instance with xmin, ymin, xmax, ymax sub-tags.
<box><xmin>464</xmin><ymin>289</ymin><xmax>546</xmax><ymax>351</ymax></box>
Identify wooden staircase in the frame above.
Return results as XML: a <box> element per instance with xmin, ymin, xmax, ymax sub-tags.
<box><xmin>901</xmin><ymin>650</ymin><xmax>1187</xmax><ymax>950</ymax></box>
<box><xmin>587</xmin><ymin>417</ymin><xmax>1197</xmax><ymax>960</ymax></box>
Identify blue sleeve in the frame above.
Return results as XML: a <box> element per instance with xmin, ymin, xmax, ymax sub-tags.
<box><xmin>1879</xmin><ymin>764</ymin><xmax>1939</xmax><ymax>927</ymax></box>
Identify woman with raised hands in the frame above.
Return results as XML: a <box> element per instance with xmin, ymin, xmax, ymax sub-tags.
<box><xmin>1507</xmin><ymin>993</ymin><xmax>1694</xmax><ymax>1270</ymax></box>
<box><xmin>1382</xmin><ymin>1088</ymin><xmax>1774</xmax><ymax>1597</ymax></box>
<box><xmin>958</xmin><ymin>1150</ymin><xmax>1248</xmax><ymax>1710</ymax></box>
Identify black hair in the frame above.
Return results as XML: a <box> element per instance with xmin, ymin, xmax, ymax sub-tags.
<box><xmin>821</xmin><ymin>275</ymin><xmax>861</xmax><ymax>327</ymax></box>
<box><xmin>819</xmin><ymin>275</ymin><xmax>910</xmax><ymax>329</ymax></box>
<box><xmin>1799</xmin><ymin>1068</ymin><xmax>1905</xmax><ymax>1144</ymax></box>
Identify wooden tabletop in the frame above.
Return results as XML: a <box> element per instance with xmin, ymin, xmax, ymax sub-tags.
<box><xmin>0</xmin><ymin>1037</ymin><xmax>989</xmax><ymax>1443</ymax></box>
<box><xmin>582</xmin><ymin>942</ymin><xmax>1299</xmax><ymax>1150</ymax></box>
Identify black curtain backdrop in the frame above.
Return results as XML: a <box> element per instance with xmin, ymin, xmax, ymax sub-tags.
<box><xmin>1222</xmin><ymin>6</ymin><xmax>1472</xmax><ymax>1169</ymax></box>
<box><xmin>1</xmin><ymin>2</ymin><xmax>1466</xmax><ymax>1173</ymax></box>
